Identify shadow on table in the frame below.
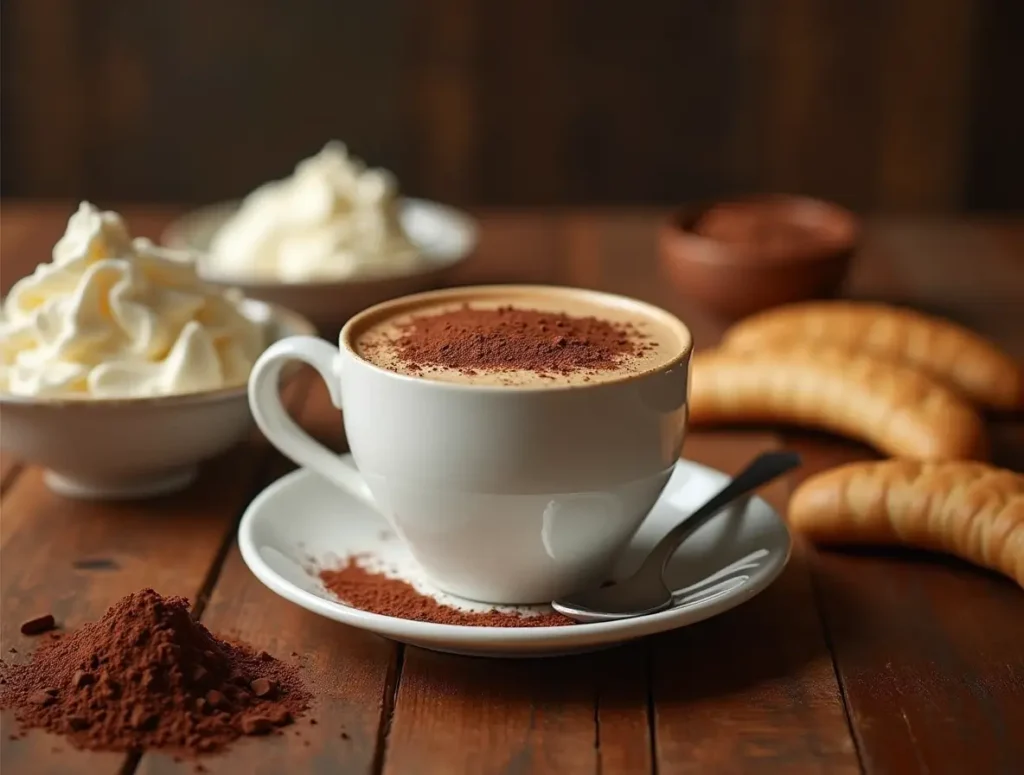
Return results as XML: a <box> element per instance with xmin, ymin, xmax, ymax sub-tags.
<box><xmin>643</xmin><ymin>548</ymin><xmax>828</xmax><ymax>706</ymax></box>
<box><xmin>394</xmin><ymin>550</ymin><xmax>828</xmax><ymax>730</ymax></box>
<box><xmin>811</xmin><ymin>543</ymin><xmax>1020</xmax><ymax>603</ymax></box>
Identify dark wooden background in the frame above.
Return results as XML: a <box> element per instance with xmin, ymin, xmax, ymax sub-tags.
<box><xmin>2</xmin><ymin>0</ymin><xmax>1023</xmax><ymax>211</ymax></box>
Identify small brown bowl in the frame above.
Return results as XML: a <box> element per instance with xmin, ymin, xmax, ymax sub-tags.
<box><xmin>658</xmin><ymin>194</ymin><xmax>861</xmax><ymax>321</ymax></box>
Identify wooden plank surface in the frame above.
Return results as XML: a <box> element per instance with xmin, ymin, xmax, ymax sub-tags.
<box><xmin>380</xmin><ymin>437</ymin><xmax>854</xmax><ymax>775</ymax></box>
<box><xmin>784</xmin><ymin>215</ymin><xmax>1024</xmax><ymax>775</ymax></box>
<box><xmin>136</xmin><ymin>377</ymin><xmax>399</xmax><ymax>775</ymax></box>
<box><xmin>789</xmin><ymin>433</ymin><xmax>1024</xmax><ymax>775</ymax></box>
<box><xmin>548</xmin><ymin>212</ymin><xmax>1023</xmax><ymax>774</ymax></box>
<box><xmin>383</xmin><ymin>648</ymin><xmax>602</xmax><ymax>775</ymax></box>
<box><xmin>652</xmin><ymin>435</ymin><xmax>858</xmax><ymax>775</ymax></box>
<box><xmin>0</xmin><ymin>452</ymin><xmax>19</xmax><ymax>491</ymax></box>
<box><xmin>0</xmin><ymin>451</ymin><xmax>271</xmax><ymax>773</ymax></box>
<box><xmin>0</xmin><ymin>313</ymin><xmax>307</xmax><ymax>775</ymax></box>
<box><xmin>1</xmin><ymin>205</ymin><xmax>1023</xmax><ymax>775</ymax></box>
<box><xmin>593</xmin><ymin>640</ymin><xmax>653</xmax><ymax>774</ymax></box>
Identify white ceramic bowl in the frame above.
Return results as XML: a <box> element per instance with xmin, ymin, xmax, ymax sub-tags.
<box><xmin>0</xmin><ymin>300</ymin><xmax>315</xmax><ymax>500</ymax></box>
<box><xmin>161</xmin><ymin>198</ymin><xmax>478</xmax><ymax>336</ymax></box>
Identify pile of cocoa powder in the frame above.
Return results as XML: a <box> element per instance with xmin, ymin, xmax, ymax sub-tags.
<box><xmin>319</xmin><ymin>559</ymin><xmax>575</xmax><ymax>627</ymax></box>
<box><xmin>379</xmin><ymin>305</ymin><xmax>650</xmax><ymax>377</ymax></box>
<box><xmin>0</xmin><ymin>589</ymin><xmax>309</xmax><ymax>755</ymax></box>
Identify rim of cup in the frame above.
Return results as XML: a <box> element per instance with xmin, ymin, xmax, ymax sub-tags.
<box><xmin>338</xmin><ymin>284</ymin><xmax>694</xmax><ymax>394</ymax></box>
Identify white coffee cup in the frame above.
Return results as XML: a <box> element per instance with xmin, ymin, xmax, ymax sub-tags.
<box><xmin>248</xmin><ymin>285</ymin><xmax>692</xmax><ymax>604</ymax></box>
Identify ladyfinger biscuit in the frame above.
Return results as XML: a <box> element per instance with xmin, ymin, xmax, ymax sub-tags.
<box><xmin>689</xmin><ymin>346</ymin><xmax>986</xmax><ymax>460</ymax></box>
<box><xmin>789</xmin><ymin>460</ymin><xmax>1024</xmax><ymax>588</ymax></box>
<box><xmin>720</xmin><ymin>301</ymin><xmax>1022</xmax><ymax>410</ymax></box>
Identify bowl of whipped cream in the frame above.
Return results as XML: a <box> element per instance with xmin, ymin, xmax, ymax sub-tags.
<box><xmin>0</xmin><ymin>202</ymin><xmax>315</xmax><ymax>500</ymax></box>
<box><xmin>162</xmin><ymin>141</ymin><xmax>478</xmax><ymax>335</ymax></box>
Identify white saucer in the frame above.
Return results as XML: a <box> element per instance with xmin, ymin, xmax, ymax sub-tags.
<box><xmin>238</xmin><ymin>456</ymin><xmax>791</xmax><ymax>658</ymax></box>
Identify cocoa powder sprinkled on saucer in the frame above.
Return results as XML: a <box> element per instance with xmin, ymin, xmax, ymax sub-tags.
<box><xmin>379</xmin><ymin>305</ymin><xmax>649</xmax><ymax>377</ymax></box>
<box><xmin>319</xmin><ymin>559</ymin><xmax>575</xmax><ymax>628</ymax></box>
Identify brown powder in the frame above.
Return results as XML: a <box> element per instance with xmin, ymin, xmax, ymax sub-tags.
<box><xmin>382</xmin><ymin>304</ymin><xmax>648</xmax><ymax>377</ymax></box>
<box><xmin>19</xmin><ymin>614</ymin><xmax>56</xmax><ymax>636</ymax></box>
<box><xmin>319</xmin><ymin>559</ymin><xmax>576</xmax><ymax>628</ymax></box>
<box><xmin>0</xmin><ymin>589</ymin><xmax>309</xmax><ymax>755</ymax></box>
<box><xmin>694</xmin><ymin>202</ymin><xmax>831</xmax><ymax>256</ymax></box>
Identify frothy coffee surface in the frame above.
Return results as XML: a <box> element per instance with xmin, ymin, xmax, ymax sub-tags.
<box><xmin>353</xmin><ymin>290</ymin><xmax>684</xmax><ymax>386</ymax></box>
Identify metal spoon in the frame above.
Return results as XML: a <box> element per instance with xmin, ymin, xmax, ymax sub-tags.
<box><xmin>551</xmin><ymin>450</ymin><xmax>801</xmax><ymax>623</ymax></box>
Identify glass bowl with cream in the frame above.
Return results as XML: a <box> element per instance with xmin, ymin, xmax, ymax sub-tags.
<box><xmin>0</xmin><ymin>202</ymin><xmax>315</xmax><ymax>499</ymax></box>
<box><xmin>162</xmin><ymin>142</ymin><xmax>478</xmax><ymax>335</ymax></box>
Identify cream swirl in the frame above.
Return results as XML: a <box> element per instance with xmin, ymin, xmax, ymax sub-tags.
<box><xmin>206</xmin><ymin>141</ymin><xmax>422</xmax><ymax>282</ymax></box>
<box><xmin>0</xmin><ymin>202</ymin><xmax>265</xmax><ymax>398</ymax></box>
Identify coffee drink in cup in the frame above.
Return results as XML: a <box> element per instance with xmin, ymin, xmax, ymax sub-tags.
<box><xmin>354</xmin><ymin>288</ymin><xmax>684</xmax><ymax>387</ymax></box>
<box><xmin>249</xmin><ymin>285</ymin><xmax>693</xmax><ymax>604</ymax></box>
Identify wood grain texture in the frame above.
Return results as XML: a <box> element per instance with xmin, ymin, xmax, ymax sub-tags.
<box><xmin>965</xmin><ymin>0</ymin><xmax>1024</xmax><ymax>211</ymax></box>
<box><xmin>653</xmin><ymin>434</ymin><xmax>858</xmax><ymax>775</ymax></box>
<box><xmin>135</xmin><ymin>377</ymin><xmax>399</xmax><ymax>775</ymax></box>
<box><xmin>0</xmin><ymin>266</ymin><xmax>308</xmax><ymax>774</ymax></box>
<box><xmin>401</xmin><ymin>0</ymin><xmax>479</xmax><ymax>205</ymax></box>
<box><xmin>0</xmin><ymin>452</ymin><xmax>19</xmax><ymax>491</ymax></box>
<box><xmin>1</xmin><ymin>205</ymin><xmax>1023</xmax><ymax>774</ymax></box>
<box><xmin>0</xmin><ymin>1</ymin><xmax>405</xmax><ymax>204</ymax></box>
<box><xmin>0</xmin><ymin>0</ymin><xmax>88</xmax><ymax>197</ymax></box>
<box><xmin>556</xmin><ymin>1</ymin><xmax>744</xmax><ymax>205</ymax></box>
<box><xmin>4</xmin><ymin>1</ymin><xmax>1022</xmax><ymax>209</ymax></box>
<box><xmin>475</xmin><ymin>0</ymin><xmax>572</xmax><ymax>205</ymax></box>
<box><xmin>870</xmin><ymin>220</ymin><xmax>1024</xmax><ymax>340</ymax></box>
<box><xmin>594</xmin><ymin>642</ymin><xmax>653</xmax><ymax>774</ymax></box>
<box><xmin>874</xmin><ymin>0</ymin><xmax>976</xmax><ymax>209</ymax></box>
<box><xmin>0</xmin><ymin>450</ymin><xmax>270</xmax><ymax>774</ymax></box>
<box><xmin>739</xmin><ymin>0</ymin><xmax>879</xmax><ymax>209</ymax></box>
<box><xmin>383</xmin><ymin>649</ymin><xmax>603</xmax><ymax>775</ymax></box>
<box><xmin>783</xmin><ymin>215</ymin><xmax>1024</xmax><ymax>774</ymax></box>
<box><xmin>788</xmin><ymin>435</ymin><xmax>1024</xmax><ymax>775</ymax></box>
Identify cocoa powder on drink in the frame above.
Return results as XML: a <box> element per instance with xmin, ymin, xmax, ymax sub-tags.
<box><xmin>0</xmin><ymin>589</ymin><xmax>310</xmax><ymax>755</ymax></box>
<box><xmin>382</xmin><ymin>305</ymin><xmax>649</xmax><ymax>377</ymax></box>
<box><xmin>319</xmin><ymin>559</ymin><xmax>575</xmax><ymax>627</ymax></box>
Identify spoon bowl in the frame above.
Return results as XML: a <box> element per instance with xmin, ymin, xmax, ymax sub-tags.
<box><xmin>552</xmin><ymin>450</ymin><xmax>801</xmax><ymax>623</ymax></box>
<box><xmin>550</xmin><ymin>568</ymin><xmax>674</xmax><ymax>623</ymax></box>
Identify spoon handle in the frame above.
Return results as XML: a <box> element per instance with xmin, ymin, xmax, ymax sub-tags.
<box><xmin>641</xmin><ymin>450</ymin><xmax>802</xmax><ymax>574</ymax></box>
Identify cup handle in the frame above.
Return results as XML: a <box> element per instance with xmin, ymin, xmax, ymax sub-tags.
<box><xmin>248</xmin><ymin>336</ymin><xmax>376</xmax><ymax>508</ymax></box>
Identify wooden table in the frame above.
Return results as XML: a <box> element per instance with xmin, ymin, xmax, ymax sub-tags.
<box><xmin>2</xmin><ymin>204</ymin><xmax>1022</xmax><ymax>775</ymax></box>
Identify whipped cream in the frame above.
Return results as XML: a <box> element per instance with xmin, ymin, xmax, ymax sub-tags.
<box><xmin>206</xmin><ymin>141</ymin><xmax>423</xmax><ymax>282</ymax></box>
<box><xmin>0</xmin><ymin>203</ymin><xmax>266</xmax><ymax>399</ymax></box>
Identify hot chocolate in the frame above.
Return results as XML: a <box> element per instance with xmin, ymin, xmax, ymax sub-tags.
<box><xmin>351</xmin><ymin>287</ymin><xmax>687</xmax><ymax>387</ymax></box>
<box><xmin>251</xmin><ymin>285</ymin><xmax>693</xmax><ymax>603</ymax></box>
